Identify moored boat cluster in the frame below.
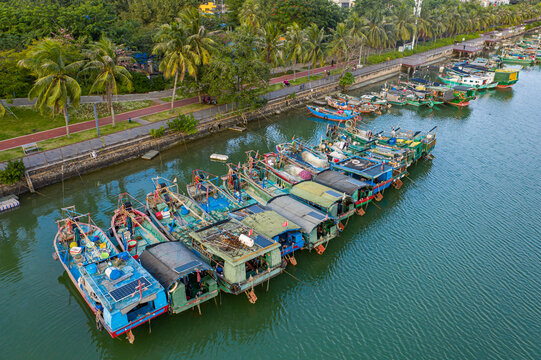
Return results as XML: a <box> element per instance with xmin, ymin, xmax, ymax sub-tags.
<box><xmin>311</xmin><ymin>36</ymin><xmax>539</xmax><ymax>122</ymax></box>
<box><xmin>53</xmin><ymin>121</ymin><xmax>437</xmax><ymax>342</ymax></box>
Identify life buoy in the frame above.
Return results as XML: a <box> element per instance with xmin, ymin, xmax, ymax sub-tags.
<box><xmin>345</xmin><ymin>120</ymin><xmax>353</xmax><ymax>128</ymax></box>
<box><xmin>459</xmin><ymin>92</ymin><xmax>466</xmax><ymax>100</ymax></box>
<box><xmin>407</xmin><ymin>130</ymin><xmax>414</xmax><ymax>137</ymax></box>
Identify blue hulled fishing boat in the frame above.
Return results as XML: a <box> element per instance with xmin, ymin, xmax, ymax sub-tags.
<box><xmin>306</xmin><ymin>105</ymin><xmax>356</xmax><ymax>122</ymax></box>
<box><xmin>53</xmin><ymin>207</ymin><xmax>168</xmax><ymax>342</ymax></box>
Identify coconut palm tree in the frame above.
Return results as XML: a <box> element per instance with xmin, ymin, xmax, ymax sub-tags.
<box><xmin>364</xmin><ymin>11</ymin><xmax>389</xmax><ymax>54</ymax></box>
<box><xmin>414</xmin><ymin>10</ymin><xmax>433</xmax><ymax>45</ymax></box>
<box><xmin>18</xmin><ymin>39</ymin><xmax>82</xmax><ymax>138</ymax></box>
<box><xmin>153</xmin><ymin>21</ymin><xmax>197</xmax><ymax>113</ymax></box>
<box><xmin>285</xmin><ymin>23</ymin><xmax>306</xmax><ymax>80</ymax></box>
<box><xmin>179</xmin><ymin>7</ymin><xmax>216</xmax><ymax>102</ymax></box>
<box><xmin>392</xmin><ymin>3</ymin><xmax>415</xmax><ymax>47</ymax></box>
<box><xmin>84</xmin><ymin>37</ymin><xmax>132</xmax><ymax>127</ymax></box>
<box><xmin>329</xmin><ymin>22</ymin><xmax>351</xmax><ymax>70</ymax></box>
<box><xmin>262</xmin><ymin>22</ymin><xmax>284</xmax><ymax>71</ymax></box>
<box><xmin>304</xmin><ymin>24</ymin><xmax>327</xmax><ymax>76</ymax></box>
<box><xmin>347</xmin><ymin>12</ymin><xmax>368</xmax><ymax>65</ymax></box>
<box><xmin>239</xmin><ymin>0</ymin><xmax>262</xmax><ymax>30</ymax></box>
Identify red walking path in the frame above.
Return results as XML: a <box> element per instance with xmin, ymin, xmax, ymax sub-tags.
<box><xmin>0</xmin><ymin>62</ymin><xmax>347</xmax><ymax>152</ymax></box>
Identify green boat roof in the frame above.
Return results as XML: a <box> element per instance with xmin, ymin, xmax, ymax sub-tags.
<box><xmin>241</xmin><ymin>211</ymin><xmax>301</xmax><ymax>239</ymax></box>
<box><xmin>290</xmin><ymin>181</ymin><xmax>345</xmax><ymax>209</ymax></box>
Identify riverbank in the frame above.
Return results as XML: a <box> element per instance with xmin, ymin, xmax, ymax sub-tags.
<box><xmin>0</xmin><ymin>26</ymin><xmax>532</xmax><ymax>197</ymax></box>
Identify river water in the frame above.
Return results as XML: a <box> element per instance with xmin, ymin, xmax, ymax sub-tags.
<box><xmin>1</xmin><ymin>65</ymin><xmax>540</xmax><ymax>360</ymax></box>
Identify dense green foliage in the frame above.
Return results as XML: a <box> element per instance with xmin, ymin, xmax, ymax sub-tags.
<box><xmin>0</xmin><ymin>160</ymin><xmax>26</xmax><ymax>184</ymax></box>
<box><xmin>166</xmin><ymin>113</ymin><xmax>199</xmax><ymax>134</ymax></box>
<box><xmin>149</xmin><ymin>126</ymin><xmax>165</xmax><ymax>138</ymax></box>
<box><xmin>339</xmin><ymin>72</ymin><xmax>355</xmax><ymax>90</ymax></box>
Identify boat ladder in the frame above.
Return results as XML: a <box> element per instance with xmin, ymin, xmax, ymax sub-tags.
<box><xmin>25</xmin><ymin>171</ymin><xmax>35</xmax><ymax>193</ymax></box>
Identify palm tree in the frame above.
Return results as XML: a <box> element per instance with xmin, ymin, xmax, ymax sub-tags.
<box><xmin>329</xmin><ymin>22</ymin><xmax>351</xmax><ymax>70</ymax></box>
<box><xmin>239</xmin><ymin>0</ymin><xmax>262</xmax><ymax>30</ymax></box>
<box><xmin>285</xmin><ymin>23</ymin><xmax>306</xmax><ymax>80</ymax></box>
<box><xmin>414</xmin><ymin>10</ymin><xmax>433</xmax><ymax>45</ymax></box>
<box><xmin>0</xmin><ymin>103</ymin><xmax>5</xmax><ymax>118</ymax></box>
<box><xmin>304</xmin><ymin>24</ymin><xmax>327</xmax><ymax>76</ymax></box>
<box><xmin>18</xmin><ymin>39</ymin><xmax>82</xmax><ymax>138</ymax></box>
<box><xmin>392</xmin><ymin>3</ymin><xmax>415</xmax><ymax>47</ymax></box>
<box><xmin>153</xmin><ymin>21</ymin><xmax>196</xmax><ymax>113</ymax></box>
<box><xmin>84</xmin><ymin>37</ymin><xmax>132</xmax><ymax>127</ymax></box>
<box><xmin>262</xmin><ymin>22</ymin><xmax>284</xmax><ymax>72</ymax></box>
<box><xmin>179</xmin><ymin>7</ymin><xmax>216</xmax><ymax>102</ymax></box>
<box><xmin>364</xmin><ymin>11</ymin><xmax>389</xmax><ymax>54</ymax></box>
<box><xmin>347</xmin><ymin>12</ymin><xmax>368</xmax><ymax>65</ymax></box>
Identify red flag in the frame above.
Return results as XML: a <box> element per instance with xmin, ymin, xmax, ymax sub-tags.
<box><xmin>282</xmin><ymin>220</ymin><xmax>288</xmax><ymax>227</ymax></box>
<box><xmin>249</xmin><ymin>228</ymin><xmax>253</xmax><ymax>236</ymax></box>
<box><xmin>196</xmin><ymin>269</ymin><xmax>201</xmax><ymax>283</ymax></box>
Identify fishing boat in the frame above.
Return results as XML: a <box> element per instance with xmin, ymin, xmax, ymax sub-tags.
<box><xmin>111</xmin><ymin>193</ymin><xmax>169</xmax><ymax>259</ymax></box>
<box><xmin>306</xmin><ymin>105</ymin><xmax>356</xmax><ymax>122</ymax></box>
<box><xmin>189</xmin><ymin>218</ymin><xmax>282</xmax><ymax>302</ymax></box>
<box><xmin>266</xmin><ymin>195</ymin><xmax>339</xmax><ymax>254</ymax></box>
<box><xmin>376</xmin><ymin>126</ymin><xmax>437</xmax><ymax>161</ymax></box>
<box><xmin>312</xmin><ymin>170</ymin><xmax>373</xmax><ymax>213</ymax></box>
<box><xmin>276</xmin><ymin>139</ymin><xmax>330</xmax><ymax>173</ymax></box>
<box><xmin>54</xmin><ymin>207</ymin><xmax>168</xmax><ymax>341</ymax></box>
<box><xmin>139</xmin><ymin>242</ymin><xmax>219</xmax><ymax>315</ymax></box>
<box><xmin>438</xmin><ymin>70</ymin><xmax>497</xmax><ymax>90</ymax></box>
<box><xmin>326</xmin><ymin>96</ymin><xmax>352</xmax><ymax>111</ymax></box>
<box><xmin>499</xmin><ymin>52</ymin><xmax>535</xmax><ymax>65</ymax></box>
<box><xmin>186</xmin><ymin>170</ymin><xmax>250</xmax><ymax>221</ymax></box>
<box><xmin>407</xmin><ymin>78</ymin><xmax>474</xmax><ymax>107</ymax></box>
<box><xmin>379</xmin><ymin>89</ymin><xmax>407</xmax><ymax>106</ymax></box>
<box><xmin>494</xmin><ymin>68</ymin><xmax>520</xmax><ymax>88</ymax></box>
<box><xmin>331</xmin><ymin>156</ymin><xmax>395</xmax><ymax>196</ymax></box>
<box><xmin>229</xmin><ymin>203</ymin><xmax>304</xmax><ymax>261</ymax></box>
<box><xmin>146</xmin><ymin>177</ymin><xmax>214</xmax><ymax>243</ymax></box>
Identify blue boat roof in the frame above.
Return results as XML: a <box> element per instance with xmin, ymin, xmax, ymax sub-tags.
<box><xmin>333</xmin><ymin>157</ymin><xmax>392</xmax><ymax>179</ymax></box>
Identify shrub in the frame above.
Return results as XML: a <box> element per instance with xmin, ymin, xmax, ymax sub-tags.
<box><xmin>0</xmin><ymin>159</ymin><xmax>26</xmax><ymax>184</ymax></box>
<box><xmin>166</xmin><ymin>113</ymin><xmax>199</xmax><ymax>135</ymax></box>
<box><xmin>149</xmin><ymin>126</ymin><xmax>165</xmax><ymax>138</ymax></box>
<box><xmin>339</xmin><ymin>72</ymin><xmax>355</xmax><ymax>90</ymax></box>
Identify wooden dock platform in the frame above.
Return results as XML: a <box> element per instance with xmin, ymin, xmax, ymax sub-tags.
<box><xmin>142</xmin><ymin>150</ymin><xmax>159</xmax><ymax>160</ymax></box>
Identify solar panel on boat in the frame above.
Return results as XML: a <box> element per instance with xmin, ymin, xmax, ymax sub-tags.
<box><xmin>325</xmin><ymin>190</ymin><xmax>342</xmax><ymax>198</ymax></box>
<box><xmin>254</xmin><ymin>235</ymin><xmax>273</xmax><ymax>248</ymax></box>
<box><xmin>307</xmin><ymin>211</ymin><xmax>326</xmax><ymax>221</ymax></box>
<box><xmin>174</xmin><ymin>260</ymin><xmax>200</xmax><ymax>274</ymax></box>
<box><xmin>247</xmin><ymin>204</ymin><xmax>265</xmax><ymax>214</ymax></box>
<box><xmin>109</xmin><ymin>277</ymin><xmax>151</xmax><ymax>301</ymax></box>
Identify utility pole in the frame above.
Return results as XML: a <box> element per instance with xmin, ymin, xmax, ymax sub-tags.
<box><xmin>411</xmin><ymin>0</ymin><xmax>423</xmax><ymax>49</ymax></box>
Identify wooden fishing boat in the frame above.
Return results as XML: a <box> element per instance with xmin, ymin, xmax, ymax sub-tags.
<box><xmin>330</xmin><ymin>156</ymin><xmax>395</xmax><ymax>195</ymax></box>
<box><xmin>276</xmin><ymin>139</ymin><xmax>330</xmax><ymax>173</ymax></box>
<box><xmin>377</xmin><ymin>126</ymin><xmax>437</xmax><ymax>160</ymax></box>
<box><xmin>139</xmin><ymin>242</ymin><xmax>219</xmax><ymax>315</ymax></box>
<box><xmin>438</xmin><ymin>70</ymin><xmax>497</xmax><ymax>90</ymax></box>
<box><xmin>499</xmin><ymin>53</ymin><xmax>535</xmax><ymax>65</ymax></box>
<box><xmin>306</xmin><ymin>105</ymin><xmax>356</xmax><ymax>122</ymax></box>
<box><xmin>494</xmin><ymin>68</ymin><xmax>519</xmax><ymax>88</ymax></box>
<box><xmin>266</xmin><ymin>195</ymin><xmax>339</xmax><ymax>254</ymax></box>
<box><xmin>229</xmin><ymin>204</ymin><xmax>305</xmax><ymax>260</ymax></box>
<box><xmin>326</xmin><ymin>96</ymin><xmax>352</xmax><ymax>110</ymax></box>
<box><xmin>186</xmin><ymin>170</ymin><xmax>251</xmax><ymax>221</ymax></box>
<box><xmin>146</xmin><ymin>177</ymin><xmax>213</xmax><ymax>243</ymax></box>
<box><xmin>54</xmin><ymin>207</ymin><xmax>168</xmax><ymax>341</ymax></box>
<box><xmin>111</xmin><ymin>193</ymin><xmax>169</xmax><ymax>259</ymax></box>
<box><xmin>379</xmin><ymin>89</ymin><xmax>407</xmax><ymax>106</ymax></box>
<box><xmin>189</xmin><ymin>218</ymin><xmax>283</xmax><ymax>302</ymax></box>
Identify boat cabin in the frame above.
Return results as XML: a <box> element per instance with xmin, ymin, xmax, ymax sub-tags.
<box><xmin>313</xmin><ymin>170</ymin><xmax>373</xmax><ymax>208</ymax></box>
<box><xmin>266</xmin><ymin>195</ymin><xmax>338</xmax><ymax>251</ymax></box>
<box><xmin>139</xmin><ymin>242</ymin><xmax>219</xmax><ymax>314</ymax></box>
<box><xmin>289</xmin><ymin>181</ymin><xmax>355</xmax><ymax>220</ymax></box>
<box><xmin>331</xmin><ymin>156</ymin><xmax>394</xmax><ymax>194</ymax></box>
<box><xmin>230</xmin><ymin>204</ymin><xmax>304</xmax><ymax>257</ymax></box>
<box><xmin>189</xmin><ymin>219</ymin><xmax>282</xmax><ymax>296</ymax></box>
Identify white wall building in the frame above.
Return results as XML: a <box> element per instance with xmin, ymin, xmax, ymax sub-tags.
<box><xmin>331</xmin><ymin>0</ymin><xmax>355</xmax><ymax>9</ymax></box>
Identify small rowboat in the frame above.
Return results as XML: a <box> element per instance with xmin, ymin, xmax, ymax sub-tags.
<box><xmin>306</xmin><ymin>105</ymin><xmax>356</xmax><ymax>122</ymax></box>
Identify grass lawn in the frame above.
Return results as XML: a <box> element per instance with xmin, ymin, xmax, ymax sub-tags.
<box><xmin>142</xmin><ymin>103</ymin><xmax>212</xmax><ymax>122</ymax></box>
<box><xmin>0</xmin><ymin>121</ymin><xmax>140</xmax><ymax>162</ymax></box>
<box><xmin>0</xmin><ymin>100</ymin><xmax>154</xmax><ymax>141</ymax></box>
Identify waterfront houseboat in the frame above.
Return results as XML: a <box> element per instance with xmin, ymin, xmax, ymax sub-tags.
<box><xmin>111</xmin><ymin>193</ymin><xmax>169</xmax><ymax>259</ymax></box>
<box><xmin>189</xmin><ymin>219</ymin><xmax>282</xmax><ymax>302</ymax></box>
<box><xmin>229</xmin><ymin>204</ymin><xmax>304</xmax><ymax>259</ymax></box>
<box><xmin>139</xmin><ymin>242</ymin><xmax>219</xmax><ymax>315</ymax></box>
<box><xmin>266</xmin><ymin>195</ymin><xmax>339</xmax><ymax>253</ymax></box>
<box><xmin>54</xmin><ymin>207</ymin><xmax>168</xmax><ymax>341</ymax></box>
<box><xmin>146</xmin><ymin>177</ymin><xmax>213</xmax><ymax>243</ymax></box>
